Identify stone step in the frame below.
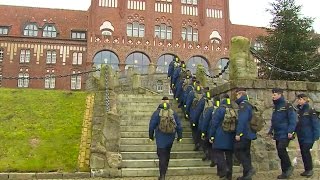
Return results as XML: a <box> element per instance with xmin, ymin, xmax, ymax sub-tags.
<box><xmin>120</xmin><ymin>126</ymin><xmax>192</xmax><ymax>132</ymax></box>
<box><xmin>120</xmin><ymin>120</ymin><xmax>191</xmax><ymax>127</ymax></box>
<box><xmin>121</xmin><ymin>167</ymin><xmax>218</xmax><ymax>177</ymax></box>
<box><xmin>121</xmin><ymin>138</ymin><xmax>193</xmax><ymax>145</ymax></box>
<box><xmin>121</xmin><ymin>151</ymin><xmax>204</xmax><ymax>160</ymax></box>
<box><xmin>118</xmin><ymin>94</ymin><xmax>164</xmax><ymax>99</ymax></box>
<box><xmin>121</xmin><ymin>159</ymin><xmax>210</xmax><ymax>168</ymax></box>
<box><xmin>120</xmin><ymin>144</ymin><xmax>195</xmax><ymax>152</ymax></box>
<box><xmin>120</xmin><ymin>113</ymin><xmax>185</xmax><ymax>121</ymax></box>
<box><xmin>121</xmin><ymin>132</ymin><xmax>193</xmax><ymax>138</ymax></box>
<box><xmin>118</xmin><ymin>107</ymin><xmax>158</xmax><ymax>113</ymax></box>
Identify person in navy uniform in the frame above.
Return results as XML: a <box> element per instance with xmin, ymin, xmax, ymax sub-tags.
<box><xmin>209</xmin><ymin>94</ymin><xmax>235</xmax><ymax>180</ymax></box>
<box><xmin>267</xmin><ymin>88</ymin><xmax>297</xmax><ymax>179</ymax></box>
<box><xmin>167</xmin><ymin>57</ymin><xmax>180</xmax><ymax>86</ymax></box>
<box><xmin>149</xmin><ymin>96</ymin><xmax>183</xmax><ymax>180</ymax></box>
<box><xmin>296</xmin><ymin>93</ymin><xmax>320</xmax><ymax>178</ymax></box>
<box><xmin>234</xmin><ymin>88</ymin><xmax>256</xmax><ymax>180</ymax></box>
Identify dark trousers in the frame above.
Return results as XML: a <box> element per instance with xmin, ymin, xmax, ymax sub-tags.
<box><xmin>276</xmin><ymin>139</ymin><xmax>292</xmax><ymax>172</ymax></box>
<box><xmin>157</xmin><ymin>147</ymin><xmax>172</xmax><ymax>177</ymax></box>
<box><xmin>215</xmin><ymin>149</ymin><xmax>233</xmax><ymax>179</ymax></box>
<box><xmin>191</xmin><ymin>126</ymin><xmax>200</xmax><ymax>148</ymax></box>
<box><xmin>234</xmin><ymin>139</ymin><xmax>253</xmax><ymax>177</ymax></box>
<box><xmin>201</xmin><ymin>139</ymin><xmax>212</xmax><ymax>160</ymax></box>
<box><xmin>299</xmin><ymin>142</ymin><xmax>314</xmax><ymax>171</ymax></box>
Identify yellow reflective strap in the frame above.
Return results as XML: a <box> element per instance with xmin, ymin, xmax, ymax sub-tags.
<box><xmin>163</xmin><ymin>103</ymin><xmax>167</xmax><ymax>109</ymax></box>
<box><xmin>210</xmin><ymin>137</ymin><xmax>214</xmax><ymax>140</ymax></box>
<box><xmin>192</xmin><ymin>123</ymin><xmax>196</xmax><ymax>127</ymax></box>
<box><xmin>193</xmin><ymin>82</ymin><xmax>196</xmax><ymax>86</ymax></box>
<box><xmin>216</xmin><ymin>101</ymin><xmax>220</xmax><ymax>107</ymax></box>
<box><xmin>227</xmin><ymin>98</ymin><xmax>231</xmax><ymax>105</ymax></box>
<box><xmin>206</xmin><ymin>92</ymin><xmax>210</xmax><ymax>98</ymax></box>
<box><xmin>247</xmin><ymin>95</ymin><xmax>250</xmax><ymax>101</ymax></box>
<box><xmin>240</xmin><ymin>133</ymin><xmax>243</xmax><ymax>136</ymax></box>
<box><xmin>197</xmin><ymin>86</ymin><xmax>200</xmax><ymax>91</ymax></box>
<box><xmin>182</xmin><ymin>64</ymin><xmax>186</xmax><ymax>68</ymax></box>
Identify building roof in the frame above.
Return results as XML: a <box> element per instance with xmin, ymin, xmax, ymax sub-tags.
<box><xmin>0</xmin><ymin>5</ymin><xmax>88</xmax><ymax>39</ymax></box>
<box><xmin>230</xmin><ymin>24</ymin><xmax>268</xmax><ymax>42</ymax></box>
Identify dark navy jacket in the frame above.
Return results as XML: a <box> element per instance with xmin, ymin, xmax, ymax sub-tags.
<box><xmin>190</xmin><ymin>94</ymin><xmax>205</xmax><ymax>126</ymax></box>
<box><xmin>149</xmin><ymin>104</ymin><xmax>183</xmax><ymax>148</ymax></box>
<box><xmin>182</xmin><ymin>84</ymin><xmax>194</xmax><ymax>106</ymax></box>
<box><xmin>296</xmin><ymin>103</ymin><xmax>320</xmax><ymax>144</ymax></box>
<box><xmin>199</xmin><ymin>100</ymin><xmax>214</xmax><ymax>136</ymax></box>
<box><xmin>174</xmin><ymin>78</ymin><xmax>185</xmax><ymax>100</ymax></box>
<box><xmin>235</xmin><ymin>95</ymin><xmax>257</xmax><ymax>140</ymax></box>
<box><xmin>167</xmin><ymin>60</ymin><xmax>176</xmax><ymax>78</ymax></box>
<box><xmin>209</xmin><ymin>99</ymin><xmax>235</xmax><ymax>150</ymax></box>
<box><xmin>172</xmin><ymin>67</ymin><xmax>182</xmax><ymax>86</ymax></box>
<box><xmin>185</xmin><ymin>90</ymin><xmax>195</xmax><ymax>115</ymax></box>
<box><xmin>269</xmin><ymin>96</ymin><xmax>297</xmax><ymax>141</ymax></box>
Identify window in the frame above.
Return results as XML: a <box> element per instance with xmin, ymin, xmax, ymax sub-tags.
<box><xmin>155</xmin><ymin>24</ymin><xmax>172</xmax><ymax>40</ymax></box>
<box><xmin>18</xmin><ymin>73</ymin><xmax>29</xmax><ymax>88</ymax></box>
<box><xmin>20</xmin><ymin>50</ymin><xmax>31</xmax><ymax>63</ymax></box>
<box><xmin>93</xmin><ymin>50</ymin><xmax>120</xmax><ymax>70</ymax></box>
<box><xmin>72</xmin><ymin>52</ymin><xmax>83</xmax><ymax>65</ymax></box>
<box><xmin>156</xmin><ymin>54</ymin><xmax>177</xmax><ymax>73</ymax></box>
<box><xmin>0</xmin><ymin>49</ymin><xmax>3</xmax><ymax>62</ymax></box>
<box><xmin>181</xmin><ymin>0</ymin><xmax>197</xmax><ymax>5</ymax></box>
<box><xmin>71</xmin><ymin>71</ymin><xmax>81</xmax><ymax>90</ymax></box>
<box><xmin>127</xmin><ymin>22</ymin><xmax>145</xmax><ymax>37</ymax></box>
<box><xmin>71</xmin><ymin>31</ymin><xmax>86</xmax><ymax>40</ymax></box>
<box><xmin>45</xmin><ymin>74</ymin><xmax>56</xmax><ymax>89</ymax></box>
<box><xmin>0</xmin><ymin>27</ymin><xmax>9</xmax><ymax>35</ymax></box>
<box><xmin>254</xmin><ymin>42</ymin><xmax>264</xmax><ymax>51</ymax></box>
<box><xmin>157</xmin><ymin>0</ymin><xmax>172</xmax><ymax>2</ymax></box>
<box><xmin>125</xmin><ymin>52</ymin><xmax>150</xmax><ymax>74</ymax></box>
<box><xmin>43</xmin><ymin>25</ymin><xmax>57</xmax><ymax>38</ymax></box>
<box><xmin>46</xmin><ymin>51</ymin><xmax>56</xmax><ymax>64</ymax></box>
<box><xmin>186</xmin><ymin>56</ymin><xmax>209</xmax><ymax>74</ymax></box>
<box><xmin>156</xmin><ymin>80</ymin><xmax>163</xmax><ymax>92</ymax></box>
<box><xmin>100</xmin><ymin>21</ymin><xmax>114</xmax><ymax>36</ymax></box>
<box><xmin>181</xmin><ymin>26</ymin><xmax>198</xmax><ymax>42</ymax></box>
<box><xmin>23</xmin><ymin>24</ymin><xmax>38</xmax><ymax>37</ymax></box>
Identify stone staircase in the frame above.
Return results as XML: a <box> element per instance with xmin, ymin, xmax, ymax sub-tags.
<box><xmin>117</xmin><ymin>94</ymin><xmax>215</xmax><ymax>177</ymax></box>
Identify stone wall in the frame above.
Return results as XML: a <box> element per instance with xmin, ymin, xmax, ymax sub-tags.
<box><xmin>210</xmin><ymin>79</ymin><xmax>320</xmax><ymax>171</ymax></box>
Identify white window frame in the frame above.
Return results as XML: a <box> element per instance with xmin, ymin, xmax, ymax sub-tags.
<box><xmin>43</xmin><ymin>25</ymin><xmax>57</xmax><ymax>38</ymax></box>
<box><xmin>45</xmin><ymin>74</ymin><xmax>56</xmax><ymax>89</ymax></box>
<box><xmin>182</xmin><ymin>26</ymin><xmax>198</xmax><ymax>42</ymax></box>
<box><xmin>127</xmin><ymin>22</ymin><xmax>145</xmax><ymax>37</ymax></box>
<box><xmin>18</xmin><ymin>73</ymin><xmax>29</xmax><ymax>88</ymax></box>
<box><xmin>46</xmin><ymin>50</ymin><xmax>57</xmax><ymax>64</ymax></box>
<box><xmin>23</xmin><ymin>24</ymin><xmax>38</xmax><ymax>37</ymax></box>
<box><xmin>20</xmin><ymin>49</ymin><xmax>31</xmax><ymax>63</ymax></box>
<box><xmin>154</xmin><ymin>24</ymin><xmax>172</xmax><ymax>40</ymax></box>
<box><xmin>181</xmin><ymin>0</ymin><xmax>197</xmax><ymax>5</ymax></box>
<box><xmin>0</xmin><ymin>27</ymin><xmax>9</xmax><ymax>35</ymax></box>
<box><xmin>71</xmin><ymin>71</ymin><xmax>81</xmax><ymax>90</ymax></box>
<box><xmin>156</xmin><ymin>81</ymin><xmax>163</xmax><ymax>92</ymax></box>
<box><xmin>0</xmin><ymin>49</ymin><xmax>3</xmax><ymax>62</ymax></box>
<box><xmin>71</xmin><ymin>31</ymin><xmax>86</xmax><ymax>39</ymax></box>
<box><xmin>72</xmin><ymin>52</ymin><xmax>83</xmax><ymax>65</ymax></box>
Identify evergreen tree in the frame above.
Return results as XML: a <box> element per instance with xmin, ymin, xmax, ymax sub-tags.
<box><xmin>257</xmin><ymin>0</ymin><xmax>320</xmax><ymax>81</ymax></box>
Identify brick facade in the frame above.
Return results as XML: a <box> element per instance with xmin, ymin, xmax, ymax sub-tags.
<box><xmin>0</xmin><ymin>0</ymin><xmax>266</xmax><ymax>90</ymax></box>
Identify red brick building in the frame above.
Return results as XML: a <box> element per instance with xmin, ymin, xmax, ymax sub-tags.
<box><xmin>0</xmin><ymin>0</ymin><xmax>267</xmax><ymax>90</ymax></box>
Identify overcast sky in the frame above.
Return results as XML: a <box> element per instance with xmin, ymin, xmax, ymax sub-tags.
<box><xmin>0</xmin><ymin>0</ymin><xmax>319</xmax><ymax>33</ymax></box>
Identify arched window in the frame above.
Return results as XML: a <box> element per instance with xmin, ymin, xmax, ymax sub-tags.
<box><xmin>100</xmin><ymin>21</ymin><xmax>114</xmax><ymax>36</ymax></box>
<box><xmin>186</xmin><ymin>56</ymin><xmax>209</xmax><ymax>74</ymax></box>
<box><xmin>23</xmin><ymin>24</ymin><xmax>38</xmax><ymax>37</ymax></box>
<box><xmin>156</xmin><ymin>54</ymin><xmax>177</xmax><ymax>73</ymax></box>
<box><xmin>127</xmin><ymin>22</ymin><xmax>145</xmax><ymax>37</ymax></box>
<box><xmin>93</xmin><ymin>50</ymin><xmax>120</xmax><ymax>70</ymax></box>
<box><xmin>43</xmin><ymin>24</ymin><xmax>57</xmax><ymax>38</ymax></box>
<box><xmin>155</xmin><ymin>24</ymin><xmax>172</xmax><ymax>40</ymax></box>
<box><xmin>216</xmin><ymin>58</ymin><xmax>229</xmax><ymax>79</ymax></box>
<box><xmin>125</xmin><ymin>52</ymin><xmax>150</xmax><ymax>74</ymax></box>
<box><xmin>181</xmin><ymin>26</ymin><xmax>198</xmax><ymax>42</ymax></box>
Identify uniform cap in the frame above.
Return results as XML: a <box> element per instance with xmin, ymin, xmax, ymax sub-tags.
<box><xmin>297</xmin><ymin>93</ymin><xmax>308</xmax><ymax>98</ymax></box>
<box><xmin>272</xmin><ymin>88</ymin><xmax>283</xmax><ymax>94</ymax></box>
<box><xmin>235</xmin><ymin>88</ymin><xmax>246</xmax><ymax>93</ymax></box>
<box><xmin>162</xmin><ymin>96</ymin><xmax>169</xmax><ymax>100</ymax></box>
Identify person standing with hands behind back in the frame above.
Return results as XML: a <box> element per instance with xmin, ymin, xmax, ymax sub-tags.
<box><xmin>268</xmin><ymin>88</ymin><xmax>297</xmax><ymax>179</ymax></box>
<box><xmin>296</xmin><ymin>93</ymin><xmax>320</xmax><ymax>178</ymax></box>
<box><xmin>149</xmin><ymin>96</ymin><xmax>183</xmax><ymax>180</ymax></box>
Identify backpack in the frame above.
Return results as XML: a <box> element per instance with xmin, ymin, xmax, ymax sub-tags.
<box><xmin>221</xmin><ymin>105</ymin><xmax>238</xmax><ymax>132</ymax></box>
<box><xmin>158</xmin><ymin>109</ymin><xmax>177</xmax><ymax>133</ymax></box>
<box><xmin>245</xmin><ymin>101</ymin><xmax>265</xmax><ymax>133</ymax></box>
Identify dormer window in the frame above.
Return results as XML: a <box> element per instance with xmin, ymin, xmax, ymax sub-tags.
<box><xmin>0</xmin><ymin>27</ymin><xmax>9</xmax><ymax>35</ymax></box>
<box><xmin>23</xmin><ymin>24</ymin><xmax>38</xmax><ymax>37</ymax></box>
<box><xmin>43</xmin><ymin>24</ymin><xmax>57</xmax><ymax>38</ymax></box>
<box><xmin>71</xmin><ymin>31</ymin><xmax>86</xmax><ymax>40</ymax></box>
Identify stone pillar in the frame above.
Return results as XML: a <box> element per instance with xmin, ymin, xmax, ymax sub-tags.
<box><xmin>132</xmin><ymin>73</ymin><xmax>141</xmax><ymax>89</ymax></box>
<box><xmin>148</xmin><ymin>63</ymin><xmax>156</xmax><ymax>75</ymax></box>
<box><xmin>114</xmin><ymin>71</ymin><xmax>120</xmax><ymax>87</ymax></box>
<box><xmin>127</xmin><ymin>67</ymin><xmax>134</xmax><ymax>78</ymax></box>
<box><xmin>106</xmin><ymin>65</ymin><xmax>114</xmax><ymax>90</ymax></box>
<box><xmin>99</xmin><ymin>65</ymin><xmax>107</xmax><ymax>90</ymax></box>
<box><xmin>196</xmin><ymin>64</ymin><xmax>207</xmax><ymax>87</ymax></box>
<box><xmin>229</xmin><ymin>36</ymin><xmax>258</xmax><ymax>80</ymax></box>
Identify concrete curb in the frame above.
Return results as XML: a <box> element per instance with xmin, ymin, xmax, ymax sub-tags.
<box><xmin>0</xmin><ymin>172</ymin><xmax>90</xmax><ymax>180</ymax></box>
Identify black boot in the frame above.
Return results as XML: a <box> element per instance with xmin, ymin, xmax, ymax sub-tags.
<box><xmin>243</xmin><ymin>168</ymin><xmax>255</xmax><ymax>179</ymax></box>
<box><xmin>300</xmin><ymin>170</ymin><xmax>313</xmax><ymax>178</ymax></box>
<box><xmin>158</xmin><ymin>175</ymin><xmax>165</xmax><ymax>180</ymax></box>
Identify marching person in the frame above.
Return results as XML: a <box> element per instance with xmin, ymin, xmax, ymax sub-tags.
<box><xmin>149</xmin><ymin>96</ymin><xmax>183</xmax><ymax>180</ymax></box>
<box><xmin>268</xmin><ymin>88</ymin><xmax>297</xmax><ymax>179</ymax></box>
<box><xmin>296</xmin><ymin>93</ymin><xmax>320</xmax><ymax>178</ymax></box>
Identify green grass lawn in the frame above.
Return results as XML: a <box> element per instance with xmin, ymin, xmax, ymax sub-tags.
<box><xmin>0</xmin><ymin>88</ymin><xmax>88</xmax><ymax>172</ymax></box>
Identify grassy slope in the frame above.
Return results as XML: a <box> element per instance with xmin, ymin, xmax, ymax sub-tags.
<box><xmin>0</xmin><ymin>88</ymin><xmax>87</xmax><ymax>172</ymax></box>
